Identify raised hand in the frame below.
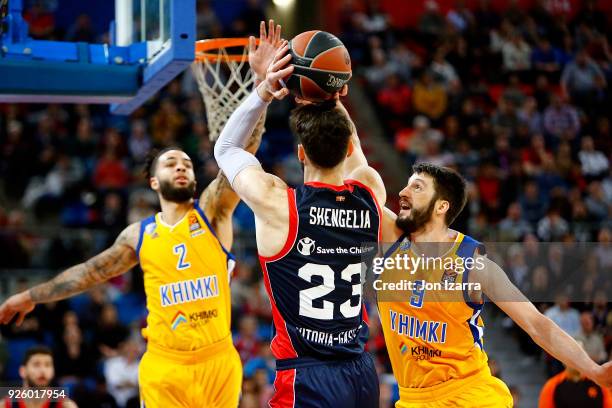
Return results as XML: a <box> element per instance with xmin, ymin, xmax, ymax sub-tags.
<box><xmin>249</xmin><ymin>20</ymin><xmax>283</xmax><ymax>83</ymax></box>
<box><xmin>0</xmin><ymin>291</ymin><xmax>35</xmax><ymax>326</ymax></box>
<box><xmin>256</xmin><ymin>42</ymin><xmax>293</xmax><ymax>102</ymax></box>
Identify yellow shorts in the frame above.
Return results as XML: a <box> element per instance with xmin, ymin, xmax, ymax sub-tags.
<box><xmin>396</xmin><ymin>368</ymin><xmax>514</xmax><ymax>408</ymax></box>
<box><xmin>139</xmin><ymin>335</ymin><xmax>242</xmax><ymax>408</ymax></box>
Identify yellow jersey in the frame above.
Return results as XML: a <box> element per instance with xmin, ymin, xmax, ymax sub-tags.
<box><xmin>376</xmin><ymin>232</ymin><xmax>489</xmax><ymax>389</ymax></box>
<box><xmin>137</xmin><ymin>200</ymin><xmax>235</xmax><ymax>351</ymax></box>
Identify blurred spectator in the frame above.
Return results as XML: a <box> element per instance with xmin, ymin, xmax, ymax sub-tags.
<box><xmin>575</xmin><ymin>312</ymin><xmax>607</xmax><ymax>364</ymax></box>
<box><xmin>499</xmin><ymin>202</ymin><xmax>533</xmax><ymax>242</ymax></box>
<box><xmin>544</xmin><ymin>293</ymin><xmax>580</xmax><ymax>338</ymax></box>
<box><xmin>578</xmin><ymin>136</ymin><xmax>609</xmax><ymax>181</ymax></box>
<box><xmin>584</xmin><ymin>182</ymin><xmax>608</xmax><ymax>223</ymax></box>
<box><xmin>376</xmin><ymin>74</ymin><xmax>411</xmax><ymax>130</ymax></box>
<box><xmin>501</xmin><ymin>31</ymin><xmax>532</xmax><ymax>75</ymax></box>
<box><xmin>54</xmin><ymin>323</ymin><xmax>94</xmax><ymax>381</ymax></box>
<box><xmin>519</xmin><ymin>180</ymin><xmax>547</xmax><ymax>225</ymax></box>
<box><xmin>521</xmin><ymin>134</ymin><xmax>553</xmax><ymax>176</ymax></box>
<box><xmin>561</xmin><ymin>50</ymin><xmax>606</xmax><ymax>107</ymax></box>
<box><xmin>93</xmin><ymin>150</ymin><xmax>130</xmax><ymax>190</ymax></box>
<box><xmin>412</xmin><ymin>71</ymin><xmax>447</xmax><ymax>121</ymax></box>
<box><xmin>95</xmin><ymin>303</ymin><xmax>130</xmax><ymax>358</ymax></box>
<box><xmin>445</xmin><ymin>0</ymin><xmax>473</xmax><ymax>33</ymax></box>
<box><xmin>418</xmin><ymin>0</ymin><xmax>445</xmax><ymax>42</ymax></box>
<box><xmin>537</xmin><ymin>207</ymin><xmax>570</xmax><ymax>241</ymax></box>
<box><xmin>234</xmin><ymin>316</ymin><xmax>261</xmax><ymax>364</ymax></box>
<box><xmin>66</xmin><ymin>14</ymin><xmax>96</xmax><ymax>43</ymax></box>
<box><xmin>365</xmin><ymin>48</ymin><xmax>398</xmax><ymax>89</ymax></box>
<box><xmin>395</xmin><ymin>115</ymin><xmax>443</xmax><ymax>159</ymax></box>
<box><xmin>196</xmin><ymin>0</ymin><xmax>221</xmax><ymax>39</ymax></box>
<box><xmin>23</xmin><ymin>1</ymin><xmax>55</xmax><ymax>39</ymax></box>
<box><xmin>128</xmin><ymin>120</ymin><xmax>152</xmax><ymax>165</ymax></box>
<box><xmin>104</xmin><ymin>339</ymin><xmax>141</xmax><ymax>408</ymax></box>
<box><xmin>531</xmin><ymin>38</ymin><xmax>562</xmax><ymax>78</ymax></box>
<box><xmin>543</xmin><ymin>95</ymin><xmax>580</xmax><ymax>142</ymax></box>
<box><xmin>430</xmin><ymin>48</ymin><xmax>460</xmax><ymax>90</ymax></box>
<box><xmin>518</xmin><ymin>96</ymin><xmax>543</xmax><ymax>135</ymax></box>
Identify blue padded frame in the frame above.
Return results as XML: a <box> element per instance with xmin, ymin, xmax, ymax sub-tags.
<box><xmin>0</xmin><ymin>0</ymin><xmax>195</xmax><ymax>115</ymax></box>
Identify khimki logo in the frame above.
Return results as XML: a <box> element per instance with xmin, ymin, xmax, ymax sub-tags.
<box><xmin>297</xmin><ymin>237</ymin><xmax>316</xmax><ymax>256</ymax></box>
<box><xmin>171</xmin><ymin>311</ymin><xmax>188</xmax><ymax>330</ymax></box>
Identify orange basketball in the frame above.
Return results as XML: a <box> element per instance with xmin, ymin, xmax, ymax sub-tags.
<box><xmin>286</xmin><ymin>30</ymin><xmax>352</xmax><ymax>102</ymax></box>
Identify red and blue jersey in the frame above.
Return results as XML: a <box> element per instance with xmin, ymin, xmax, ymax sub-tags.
<box><xmin>259</xmin><ymin>180</ymin><xmax>381</xmax><ymax>367</ymax></box>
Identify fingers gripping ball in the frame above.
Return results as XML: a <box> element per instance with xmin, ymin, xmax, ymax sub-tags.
<box><xmin>286</xmin><ymin>30</ymin><xmax>352</xmax><ymax>102</ymax></box>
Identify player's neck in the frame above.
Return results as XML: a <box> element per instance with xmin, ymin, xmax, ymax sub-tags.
<box><xmin>303</xmin><ymin>165</ymin><xmax>344</xmax><ymax>186</ymax></box>
<box><xmin>159</xmin><ymin>199</ymin><xmax>194</xmax><ymax>226</ymax></box>
<box><xmin>410</xmin><ymin>223</ymin><xmax>453</xmax><ymax>243</ymax></box>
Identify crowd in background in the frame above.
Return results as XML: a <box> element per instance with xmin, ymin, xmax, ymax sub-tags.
<box><xmin>0</xmin><ymin>0</ymin><xmax>611</xmax><ymax>407</ymax></box>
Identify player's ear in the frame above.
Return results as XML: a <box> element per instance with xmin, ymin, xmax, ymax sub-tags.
<box><xmin>18</xmin><ymin>366</ymin><xmax>25</xmax><ymax>380</ymax></box>
<box><xmin>346</xmin><ymin>140</ymin><xmax>354</xmax><ymax>157</ymax></box>
<box><xmin>437</xmin><ymin>199</ymin><xmax>449</xmax><ymax>216</ymax></box>
<box><xmin>297</xmin><ymin>144</ymin><xmax>305</xmax><ymax>163</ymax></box>
<box><xmin>150</xmin><ymin>176</ymin><xmax>159</xmax><ymax>191</ymax></box>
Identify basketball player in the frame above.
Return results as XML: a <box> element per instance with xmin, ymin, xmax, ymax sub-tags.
<box><xmin>376</xmin><ymin>163</ymin><xmax>612</xmax><ymax>407</ymax></box>
<box><xmin>2</xmin><ymin>346</ymin><xmax>77</xmax><ymax>408</ymax></box>
<box><xmin>214</xmin><ymin>45</ymin><xmax>386</xmax><ymax>407</ymax></box>
<box><xmin>0</xmin><ymin>20</ymin><xmax>283</xmax><ymax>408</ymax></box>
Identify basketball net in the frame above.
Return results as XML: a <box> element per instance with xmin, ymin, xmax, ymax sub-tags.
<box><xmin>192</xmin><ymin>38</ymin><xmax>263</xmax><ymax>141</ymax></box>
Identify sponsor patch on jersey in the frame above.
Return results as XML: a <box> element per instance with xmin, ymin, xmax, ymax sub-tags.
<box><xmin>441</xmin><ymin>267</ymin><xmax>458</xmax><ymax>285</ymax></box>
<box><xmin>411</xmin><ymin>345</ymin><xmax>442</xmax><ymax>361</ymax></box>
<box><xmin>297</xmin><ymin>237</ymin><xmax>316</xmax><ymax>256</ymax></box>
<box><xmin>171</xmin><ymin>311</ymin><xmax>188</xmax><ymax>330</ymax></box>
<box><xmin>145</xmin><ymin>222</ymin><xmax>158</xmax><ymax>238</ymax></box>
<box><xmin>189</xmin><ymin>213</ymin><xmax>205</xmax><ymax>237</ymax></box>
<box><xmin>399</xmin><ymin>341</ymin><xmax>408</xmax><ymax>355</ymax></box>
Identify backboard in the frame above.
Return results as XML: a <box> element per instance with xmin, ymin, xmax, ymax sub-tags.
<box><xmin>0</xmin><ymin>0</ymin><xmax>195</xmax><ymax>114</ymax></box>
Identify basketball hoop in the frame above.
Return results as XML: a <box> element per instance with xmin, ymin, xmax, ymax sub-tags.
<box><xmin>192</xmin><ymin>38</ymin><xmax>261</xmax><ymax>141</ymax></box>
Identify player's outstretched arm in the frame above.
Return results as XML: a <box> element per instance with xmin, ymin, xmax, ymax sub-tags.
<box><xmin>214</xmin><ymin>43</ymin><xmax>293</xmax><ymax>213</ymax></box>
<box><xmin>0</xmin><ymin>223</ymin><xmax>139</xmax><ymax>326</ymax></box>
<box><xmin>474</xmin><ymin>257</ymin><xmax>612</xmax><ymax>389</ymax></box>
<box><xmin>200</xmin><ymin>20</ymin><xmax>282</xmax><ymax>249</ymax></box>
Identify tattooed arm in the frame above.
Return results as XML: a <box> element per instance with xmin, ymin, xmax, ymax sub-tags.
<box><xmin>200</xmin><ymin>112</ymin><xmax>265</xmax><ymax>251</ymax></box>
<box><xmin>0</xmin><ymin>223</ymin><xmax>139</xmax><ymax>325</ymax></box>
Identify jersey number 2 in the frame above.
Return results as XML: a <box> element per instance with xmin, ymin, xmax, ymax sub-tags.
<box><xmin>298</xmin><ymin>263</ymin><xmax>362</xmax><ymax>320</ymax></box>
<box><xmin>173</xmin><ymin>244</ymin><xmax>191</xmax><ymax>270</ymax></box>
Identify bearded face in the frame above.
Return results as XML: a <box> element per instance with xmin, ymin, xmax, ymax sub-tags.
<box><xmin>159</xmin><ymin>177</ymin><xmax>196</xmax><ymax>203</ymax></box>
<box><xmin>395</xmin><ymin>194</ymin><xmax>437</xmax><ymax>233</ymax></box>
<box><xmin>151</xmin><ymin>150</ymin><xmax>197</xmax><ymax>203</ymax></box>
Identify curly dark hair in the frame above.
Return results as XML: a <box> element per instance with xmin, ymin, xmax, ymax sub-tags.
<box><xmin>412</xmin><ymin>163</ymin><xmax>467</xmax><ymax>226</ymax></box>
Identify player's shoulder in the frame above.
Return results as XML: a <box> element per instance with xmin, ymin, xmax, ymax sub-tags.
<box><xmin>116</xmin><ymin>220</ymin><xmax>147</xmax><ymax>250</ymax></box>
<box><xmin>345</xmin><ymin>165</ymin><xmax>386</xmax><ymax>206</ymax></box>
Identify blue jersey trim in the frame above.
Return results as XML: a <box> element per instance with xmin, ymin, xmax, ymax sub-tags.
<box><xmin>383</xmin><ymin>234</ymin><xmax>407</xmax><ymax>259</ymax></box>
<box><xmin>136</xmin><ymin>215</ymin><xmax>156</xmax><ymax>260</ymax></box>
<box><xmin>194</xmin><ymin>199</ymin><xmax>235</xmax><ymax>261</ymax></box>
<box><xmin>457</xmin><ymin>235</ymin><xmax>485</xmax><ymax>309</ymax></box>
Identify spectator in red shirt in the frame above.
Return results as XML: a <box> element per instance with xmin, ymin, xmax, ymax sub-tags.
<box><xmin>376</xmin><ymin>74</ymin><xmax>411</xmax><ymax>131</ymax></box>
<box><xmin>93</xmin><ymin>150</ymin><xmax>130</xmax><ymax>190</ymax></box>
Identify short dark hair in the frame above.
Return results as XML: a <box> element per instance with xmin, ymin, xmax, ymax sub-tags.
<box><xmin>289</xmin><ymin>100</ymin><xmax>353</xmax><ymax>169</ymax></box>
<box><xmin>144</xmin><ymin>146</ymin><xmax>184</xmax><ymax>179</ymax></box>
<box><xmin>412</xmin><ymin>163</ymin><xmax>467</xmax><ymax>226</ymax></box>
<box><xmin>22</xmin><ymin>346</ymin><xmax>53</xmax><ymax>365</ymax></box>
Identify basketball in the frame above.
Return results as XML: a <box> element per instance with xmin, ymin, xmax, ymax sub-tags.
<box><xmin>286</xmin><ymin>30</ymin><xmax>352</xmax><ymax>102</ymax></box>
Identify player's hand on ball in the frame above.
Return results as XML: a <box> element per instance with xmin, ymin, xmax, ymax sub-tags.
<box><xmin>0</xmin><ymin>291</ymin><xmax>35</xmax><ymax>325</ymax></box>
<box><xmin>249</xmin><ymin>19</ymin><xmax>283</xmax><ymax>83</ymax></box>
<box><xmin>257</xmin><ymin>42</ymin><xmax>293</xmax><ymax>102</ymax></box>
<box><xmin>294</xmin><ymin>84</ymin><xmax>348</xmax><ymax>105</ymax></box>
